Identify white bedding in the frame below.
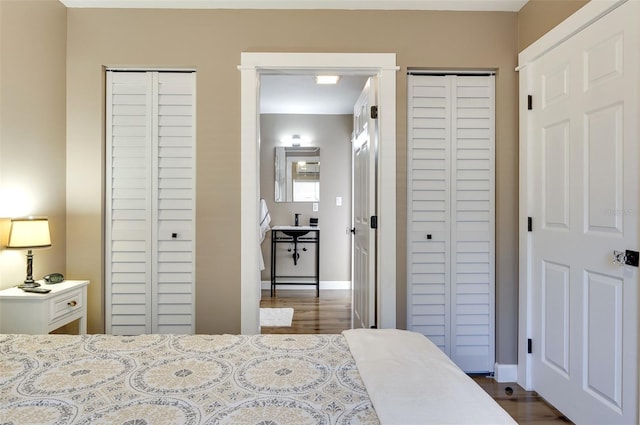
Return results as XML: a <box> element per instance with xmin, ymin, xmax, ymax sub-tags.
<box><xmin>344</xmin><ymin>329</ymin><xmax>517</xmax><ymax>425</ymax></box>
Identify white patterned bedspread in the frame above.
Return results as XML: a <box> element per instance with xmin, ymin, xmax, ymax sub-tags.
<box><xmin>0</xmin><ymin>333</ymin><xmax>379</xmax><ymax>425</ymax></box>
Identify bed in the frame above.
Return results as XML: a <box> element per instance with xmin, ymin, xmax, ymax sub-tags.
<box><xmin>1</xmin><ymin>329</ymin><xmax>516</xmax><ymax>424</ymax></box>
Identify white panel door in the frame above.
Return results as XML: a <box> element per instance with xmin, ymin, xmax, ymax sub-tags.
<box><xmin>529</xmin><ymin>2</ymin><xmax>638</xmax><ymax>423</ymax></box>
<box><xmin>407</xmin><ymin>74</ymin><xmax>495</xmax><ymax>372</ymax></box>
<box><xmin>352</xmin><ymin>77</ymin><xmax>377</xmax><ymax>329</ymax></box>
<box><xmin>106</xmin><ymin>71</ymin><xmax>196</xmax><ymax>335</ymax></box>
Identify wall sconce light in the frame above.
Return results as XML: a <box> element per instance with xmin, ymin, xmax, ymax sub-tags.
<box><xmin>280</xmin><ymin>134</ymin><xmax>311</xmax><ymax>146</ymax></box>
<box><xmin>7</xmin><ymin>217</ymin><xmax>51</xmax><ymax>288</ymax></box>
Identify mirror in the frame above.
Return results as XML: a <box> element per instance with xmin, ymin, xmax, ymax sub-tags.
<box><xmin>275</xmin><ymin>146</ymin><xmax>320</xmax><ymax>202</ymax></box>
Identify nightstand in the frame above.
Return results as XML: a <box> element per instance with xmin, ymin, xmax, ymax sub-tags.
<box><xmin>0</xmin><ymin>280</ymin><xmax>90</xmax><ymax>334</ymax></box>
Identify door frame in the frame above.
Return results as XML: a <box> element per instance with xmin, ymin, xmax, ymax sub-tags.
<box><xmin>239</xmin><ymin>52</ymin><xmax>398</xmax><ymax>334</ymax></box>
<box><xmin>517</xmin><ymin>0</ymin><xmax>629</xmax><ymax>390</ymax></box>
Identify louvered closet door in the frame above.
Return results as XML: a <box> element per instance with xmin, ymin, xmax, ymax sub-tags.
<box><xmin>106</xmin><ymin>71</ymin><xmax>195</xmax><ymax>335</ymax></box>
<box><xmin>407</xmin><ymin>74</ymin><xmax>495</xmax><ymax>372</ymax></box>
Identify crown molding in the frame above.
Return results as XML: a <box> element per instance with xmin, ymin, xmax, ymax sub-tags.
<box><xmin>59</xmin><ymin>0</ymin><xmax>528</xmax><ymax>12</ymax></box>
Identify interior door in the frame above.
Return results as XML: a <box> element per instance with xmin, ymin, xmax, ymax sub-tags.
<box><xmin>529</xmin><ymin>3</ymin><xmax>638</xmax><ymax>423</ymax></box>
<box><xmin>352</xmin><ymin>77</ymin><xmax>377</xmax><ymax>329</ymax></box>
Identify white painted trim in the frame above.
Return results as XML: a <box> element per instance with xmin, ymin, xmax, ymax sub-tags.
<box><xmin>240</xmin><ymin>63</ymin><xmax>261</xmax><ymax>335</ymax></box>
<box><xmin>60</xmin><ymin>0</ymin><xmax>527</xmax><ymax>12</ymax></box>
<box><xmin>240</xmin><ymin>52</ymin><xmax>397</xmax><ymax>335</ymax></box>
<box><xmin>517</xmin><ymin>62</ymin><xmax>533</xmax><ymax>391</ymax></box>
<box><xmin>494</xmin><ymin>363</ymin><xmax>518</xmax><ymax>383</ymax></box>
<box><xmin>517</xmin><ymin>0</ymin><xmax>626</xmax><ymax>70</ymax></box>
<box><xmin>261</xmin><ymin>281</ymin><xmax>351</xmax><ymax>290</ymax></box>
<box><xmin>106</xmin><ymin>67</ymin><xmax>196</xmax><ymax>72</ymax></box>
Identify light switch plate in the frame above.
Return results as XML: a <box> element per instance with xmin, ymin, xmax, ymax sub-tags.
<box><xmin>313</xmin><ymin>202</ymin><xmax>318</xmax><ymax>212</ymax></box>
<box><xmin>336</xmin><ymin>196</ymin><xmax>342</xmax><ymax>206</ymax></box>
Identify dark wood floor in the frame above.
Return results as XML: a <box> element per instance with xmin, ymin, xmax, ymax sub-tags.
<box><xmin>260</xmin><ymin>289</ymin><xmax>572</xmax><ymax>424</ymax></box>
<box><xmin>260</xmin><ymin>289</ymin><xmax>352</xmax><ymax>333</ymax></box>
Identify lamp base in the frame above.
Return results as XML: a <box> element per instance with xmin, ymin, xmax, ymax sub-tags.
<box><xmin>18</xmin><ymin>281</ymin><xmax>41</xmax><ymax>289</ymax></box>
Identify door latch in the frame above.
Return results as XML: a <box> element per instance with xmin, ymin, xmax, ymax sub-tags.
<box><xmin>625</xmin><ymin>250</ymin><xmax>639</xmax><ymax>267</ymax></box>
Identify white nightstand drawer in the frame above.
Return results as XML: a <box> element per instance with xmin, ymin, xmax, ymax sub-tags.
<box><xmin>0</xmin><ymin>280</ymin><xmax>90</xmax><ymax>334</ymax></box>
<box><xmin>49</xmin><ymin>289</ymin><xmax>83</xmax><ymax>323</ymax></box>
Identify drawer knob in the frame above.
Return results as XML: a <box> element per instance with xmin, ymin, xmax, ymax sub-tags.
<box><xmin>67</xmin><ymin>300</ymin><xmax>77</xmax><ymax>307</ymax></box>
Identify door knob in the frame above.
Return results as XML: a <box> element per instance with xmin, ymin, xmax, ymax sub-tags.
<box><xmin>612</xmin><ymin>250</ymin><xmax>626</xmax><ymax>265</ymax></box>
<box><xmin>613</xmin><ymin>250</ymin><xmax>639</xmax><ymax>267</ymax></box>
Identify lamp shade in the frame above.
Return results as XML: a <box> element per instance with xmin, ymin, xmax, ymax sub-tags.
<box><xmin>7</xmin><ymin>217</ymin><xmax>51</xmax><ymax>249</ymax></box>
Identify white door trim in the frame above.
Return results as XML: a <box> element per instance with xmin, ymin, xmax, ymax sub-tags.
<box><xmin>239</xmin><ymin>52</ymin><xmax>398</xmax><ymax>334</ymax></box>
<box><xmin>517</xmin><ymin>0</ymin><xmax>629</xmax><ymax>391</ymax></box>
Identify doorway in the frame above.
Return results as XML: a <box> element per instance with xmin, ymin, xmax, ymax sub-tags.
<box><xmin>239</xmin><ymin>53</ymin><xmax>398</xmax><ymax>334</ymax></box>
<box><xmin>258</xmin><ymin>81</ymin><xmax>358</xmax><ymax>332</ymax></box>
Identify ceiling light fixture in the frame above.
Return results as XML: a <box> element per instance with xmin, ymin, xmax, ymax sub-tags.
<box><xmin>315</xmin><ymin>75</ymin><xmax>340</xmax><ymax>85</ymax></box>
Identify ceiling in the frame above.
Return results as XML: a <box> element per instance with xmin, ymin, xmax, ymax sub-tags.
<box><xmin>260</xmin><ymin>74</ymin><xmax>369</xmax><ymax>115</ymax></box>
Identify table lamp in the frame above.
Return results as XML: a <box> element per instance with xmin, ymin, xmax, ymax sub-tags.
<box><xmin>7</xmin><ymin>217</ymin><xmax>51</xmax><ymax>288</ymax></box>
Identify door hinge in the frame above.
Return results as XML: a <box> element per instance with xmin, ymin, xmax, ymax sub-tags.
<box><xmin>528</xmin><ymin>217</ymin><xmax>533</xmax><ymax>232</ymax></box>
<box><xmin>370</xmin><ymin>215</ymin><xmax>378</xmax><ymax>229</ymax></box>
<box><xmin>528</xmin><ymin>338</ymin><xmax>532</xmax><ymax>354</ymax></box>
<box><xmin>370</xmin><ymin>105</ymin><xmax>378</xmax><ymax>119</ymax></box>
<box><xmin>527</xmin><ymin>95</ymin><xmax>533</xmax><ymax>110</ymax></box>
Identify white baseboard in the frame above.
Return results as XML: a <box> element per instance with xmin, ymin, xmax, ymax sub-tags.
<box><xmin>494</xmin><ymin>363</ymin><xmax>518</xmax><ymax>383</ymax></box>
<box><xmin>261</xmin><ymin>281</ymin><xmax>351</xmax><ymax>290</ymax></box>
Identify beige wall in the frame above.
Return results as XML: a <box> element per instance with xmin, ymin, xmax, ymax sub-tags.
<box><xmin>518</xmin><ymin>0</ymin><xmax>589</xmax><ymax>52</ymax></box>
<box><xmin>65</xmin><ymin>8</ymin><xmax>520</xmax><ymax>362</ymax></box>
<box><xmin>259</xmin><ymin>114</ymin><xmax>353</xmax><ymax>284</ymax></box>
<box><xmin>0</xmin><ymin>0</ymin><xmax>66</xmax><ymax>292</ymax></box>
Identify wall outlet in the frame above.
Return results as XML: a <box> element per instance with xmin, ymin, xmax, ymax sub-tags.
<box><xmin>336</xmin><ymin>196</ymin><xmax>342</xmax><ymax>206</ymax></box>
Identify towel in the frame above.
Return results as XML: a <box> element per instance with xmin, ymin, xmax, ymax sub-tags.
<box><xmin>259</xmin><ymin>198</ymin><xmax>271</xmax><ymax>270</ymax></box>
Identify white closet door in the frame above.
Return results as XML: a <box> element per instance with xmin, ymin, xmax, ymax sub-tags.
<box><xmin>106</xmin><ymin>72</ymin><xmax>154</xmax><ymax>335</ymax></box>
<box><xmin>407</xmin><ymin>74</ymin><xmax>495</xmax><ymax>372</ymax></box>
<box><xmin>153</xmin><ymin>72</ymin><xmax>196</xmax><ymax>334</ymax></box>
<box><xmin>106</xmin><ymin>71</ymin><xmax>195</xmax><ymax>335</ymax></box>
<box><xmin>407</xmin><ymin>75</ymin><xmax>452</xmax><ymax>353</ymax></box>
<box><xmin>450</xmin><ymin>76</ymin><xmax>495</xmax><ymax>372</ymax></box>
